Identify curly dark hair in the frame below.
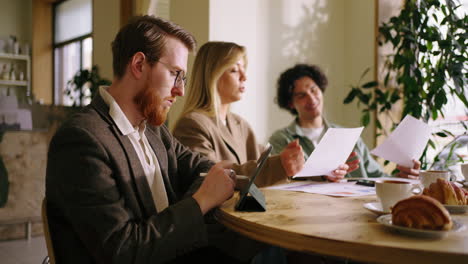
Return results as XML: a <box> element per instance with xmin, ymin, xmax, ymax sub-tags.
<box><xmin>276</xmin><ymin>64</ymin><xmax>328</xmax><ymax>115</ymax></box>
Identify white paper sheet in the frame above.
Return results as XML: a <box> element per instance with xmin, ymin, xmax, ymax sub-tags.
<box><xmin>293</xmin><ymin>127</ymin><xmax>363</xmax><ymax>178</ymax></box>
<box><xmin>371</xmin><ymin>115</ymin><xmax>431</xmax><ymax>168</ymax></box>
<box><xmin>267</xmin><ymin>181</ymin><xmax>376</xmax><ymax>197</ymax></box>
<box><xmin>345</xmin><ymin>177</ymin><xmax>420</xmax><ymax>184</ymax></box>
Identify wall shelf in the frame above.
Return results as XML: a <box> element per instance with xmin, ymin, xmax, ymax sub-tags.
<box><xmin>0</xmin><ymin>53</ymin><xmax>30</xmax><ymax>61</ymax></box>
<box><xmin>0</xmin><ymin>52</ymin><xmax>31</xmax><ymax>98</ymax></box>
<box><xmin>0</xmin><ymin>80</ymin><xmax>28</xmax><ymax>86</ymax></box>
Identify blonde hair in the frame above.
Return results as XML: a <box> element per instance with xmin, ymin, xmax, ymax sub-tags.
<box><xmin>179</xmin><ymin>41</ymin><xmax>247</xmax><ymax>120</ymax></box>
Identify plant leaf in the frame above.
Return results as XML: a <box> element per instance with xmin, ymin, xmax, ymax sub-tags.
<box><xmin>361</xmin><ymin>111</ymin><xmax>370</xmax><ymax>127</ymax></box>
<box><xmin>362</xmin><ymin>81</ymin><xmax>379</xmax><ymax>89</ymax></box>
<box><xmin>343</xmin><ymin>89</ymin><xmax>357</xmax><ymax>104</ymax></box>
<box><xmin>435</xmin><ymin>132</ymin><xmax>448</xmax><ymax>137</ymax></box>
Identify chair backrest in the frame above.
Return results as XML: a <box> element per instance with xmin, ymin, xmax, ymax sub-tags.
<box><xmin>42</xmin><ymin>198</ymin><xmax>56</xmax><ymax>264</ymax></box>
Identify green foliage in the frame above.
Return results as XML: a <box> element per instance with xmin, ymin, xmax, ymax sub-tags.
<box><xmin>66</xmin><ymin>65</ymin><xmax>112</xmax><ymax>107</ymax></box>
<box><xmin>433</xmin><ymin>142</ymin><xmax>464</xmax><ymax>169</ymax></box>
<box><xmin>343</xmin><ymin>0</ymin><xmax>468</xmax><ymax>169</ymax></box>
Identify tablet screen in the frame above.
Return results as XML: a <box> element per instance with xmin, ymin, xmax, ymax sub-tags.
<box><xmin>237</xmin><ymin>144</ymin><xmax>273</xmax><ymax>201</ymax></box>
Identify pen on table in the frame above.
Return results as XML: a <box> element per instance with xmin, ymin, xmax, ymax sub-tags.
<box><xmin>355</xmin><ymin>180</ymin><xmax>375</xmax><ymax>187</ymax></box>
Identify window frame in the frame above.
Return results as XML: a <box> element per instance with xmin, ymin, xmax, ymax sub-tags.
<box><xmin>52</xmin><ymin>0</ymin><xmax>93</xmax><ymax>106</ymax></box>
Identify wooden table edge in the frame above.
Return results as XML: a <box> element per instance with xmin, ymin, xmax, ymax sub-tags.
<box><xmin>215</xmin><ymin>208</ymin><xmax>468</xmax><ymax>264</ymax></box>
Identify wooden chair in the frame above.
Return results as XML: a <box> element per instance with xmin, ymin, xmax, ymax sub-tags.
<box><xmin>41</xmin><ymin>198</ymin><xmax>56</xmax><ymax>264</ymax></box>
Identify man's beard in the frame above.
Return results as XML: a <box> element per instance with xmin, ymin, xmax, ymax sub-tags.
<box><xmin>134</xmin><ymin>84</ymin><xmax>169</xmax><ymax>126</ymax></box>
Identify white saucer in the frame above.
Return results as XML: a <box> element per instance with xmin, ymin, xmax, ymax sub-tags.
<box><xmin>443</xmin><ymin>204</ymin><xmax>468</xmax><ymax>214</ymax></box>
<box><xmin>363</xmin><ymin>202</ymin><xmax>390</xmax><ymax>215</ymax></box>
<box><xmin>377</xmin><ymin>214</ymin><xmax>465</xmax><ymax>239</ymax></box>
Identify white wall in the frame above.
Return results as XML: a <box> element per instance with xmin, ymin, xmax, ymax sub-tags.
<box><xmin>0</xmin><ymin>0</ymin><xmax>32</xmax><ymax>44</ymax></box>
<box><xmin>209</xmin><ymin>0</ymin><xmax>271</xmax><ymax>143</ymax></box>
<box><xmin>168</xmin><ymin>0</ymin><xmax>210</xmax><ymax>127</ymax></box>
<box><xmin>93</xmin><ymin>0</ymin><xmax>120</xmax><ymax>80</ymax></box>
<box><xmin>344</xmin><ymin>0</ymin><xmax>376</xmax><ymax>146</ymax></box>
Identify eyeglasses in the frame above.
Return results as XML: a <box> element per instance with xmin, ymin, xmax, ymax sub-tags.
<box><xmin>157</xmin><ymin>60</ymin><xmax>187</xmax><ymax>88</ymax></box>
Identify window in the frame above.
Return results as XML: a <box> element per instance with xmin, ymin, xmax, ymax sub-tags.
<box><xmin>53</xmin><ymin>0</ymin><xmax>92</xmax><ymax>106</ymax></box>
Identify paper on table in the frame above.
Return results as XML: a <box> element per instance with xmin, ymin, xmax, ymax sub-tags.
<box><xmin>293</xmin><ymin>127</ymin><xmax>363</xmax><ymax>178</ymax></box>
<box><xmin>371</xmin><ymin>115</ymin><xmax>431</xmax><ymax>168</ymax></box>
<box><xmin>267</xmin><ymin>181</ymin><xmax>376</xmax><ymax>197</ymax></box>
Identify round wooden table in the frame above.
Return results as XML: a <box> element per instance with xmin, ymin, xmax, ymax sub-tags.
<box><xmin>215</xmin><ymin>187</ymin><xmax>468</xmax><ymax>264</ymax></box>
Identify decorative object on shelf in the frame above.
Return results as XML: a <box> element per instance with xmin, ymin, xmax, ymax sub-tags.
<box><xmin>9</xmin><ymin>64</ymin><xmax>16</xmax><ymax>81</ymax></box>
<box><xmin>1</xmin><ymin>63</ymin><xmax>9</xmax><ymax>80</ymax></box>
<box><xmin>343</xmin><ymin>0</ymin><xmax>468</xmax><ymax>169</ymax></box>
<box><xmin>66</xmin><ymin>65</ymin><xmax>111</xmax><ymax>107</ymax></box>
<box><xmin>6</xmin><ymin>35</ymin><xmax>20</xmax><ymax>55</ymax></box>
<box><xmin>0</xmin><ymin>48</ymin><xmax>31</xmax><ymax>100</ymax></box>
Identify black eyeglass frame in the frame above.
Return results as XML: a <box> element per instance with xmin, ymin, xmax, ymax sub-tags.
<box><xmin>157</xmin><ymin>60</ymin><xmax>187</xmax><ymax>88</ymax></box>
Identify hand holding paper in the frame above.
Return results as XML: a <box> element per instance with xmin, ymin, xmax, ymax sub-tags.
<box><xmin>371</xmin><ymin>115</ymin><xmax>431</xmax><ymax>168</ymax></box>
<box><xmin>293</xmin><ymin>127</ymin><xmax>364</xmax><ymax>178</ymax></box>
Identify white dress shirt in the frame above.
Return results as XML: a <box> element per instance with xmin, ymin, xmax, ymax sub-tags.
<box><xmin>99</xmin><ymin>86</ymin><xmax>169</xmax><ymax>212</ymax></box>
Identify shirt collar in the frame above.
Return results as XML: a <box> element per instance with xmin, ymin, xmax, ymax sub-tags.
<box><xmin>286</xmin><ymin>118</ymin><xmax>330</xmax><ymax>137</ymax></box>
<box><xmin>99</xmin><ymin>86</ymin><xmax>143</xmax><ymax>136</ymax></box>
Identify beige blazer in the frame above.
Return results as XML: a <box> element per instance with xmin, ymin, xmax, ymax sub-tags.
<box><xmin>173</xmin><ymin>111</ymin><xmax>286</xmax><ymax>187</ymax></box>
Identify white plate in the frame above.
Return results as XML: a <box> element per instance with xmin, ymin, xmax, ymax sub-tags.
<box><xmin>444</xmin><ymin>204</ymin><xmax>468</xmax><ymax>214</ymax></box>
<box><xmin>363</xmin><ymin>202</ymin><xmax>390</xmax><ymax>215</ymax></box>
<box><xmin>376</xmin><ymin>214</ymin><xmax>465</xmax><ymax>239</ymax></box>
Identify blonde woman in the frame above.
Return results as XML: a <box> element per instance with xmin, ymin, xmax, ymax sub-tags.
<box><xmin>174</xmin><ymin>41</ymin><xmax>356</xmax><ymax>263</ymax></box>
<box><xmin>173</xmin><ymin>41</ymin><xmax>350</xmax><ymax>187</ymax></box>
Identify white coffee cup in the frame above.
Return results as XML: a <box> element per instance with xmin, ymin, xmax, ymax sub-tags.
<box><xmin>375</xmin><ymin>180</ymin><xmax>422</xmax><ymax>212</ymax></box>
<box><xmin>461</xmin><ymin>164</ymin><xmax>468</xmax><ymax>182</ymax></box>
<box><xmin>420</xmin><ymin>170</ymin><xmax>452</xmax><ymax>188</ymax></box>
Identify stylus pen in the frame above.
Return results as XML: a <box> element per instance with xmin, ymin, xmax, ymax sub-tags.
<box><xmin>355</xmin><ymin>180</ymin><xmax>375</xmax><ymax>187</ymax></box>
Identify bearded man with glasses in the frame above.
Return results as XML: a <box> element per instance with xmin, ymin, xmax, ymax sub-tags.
<box><xmin>46</xmin><ymin>16</ymin><xmax>239</xmax><ymax>264</ymax></box>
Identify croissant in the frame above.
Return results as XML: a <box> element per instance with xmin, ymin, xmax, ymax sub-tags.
<box><xmin>423</xmin><ymin>178</ymin><xmax>468</xmax><ymax>205</ymax></box>
<box><xmin>450</xmin><ymin>182</ymin><xmax>467</xmax><ymax>205</ymax></box>
<box><xmin>392</xmin><ymin>195</ymin><xmax>452</xmax><ymax>231</ymax></box>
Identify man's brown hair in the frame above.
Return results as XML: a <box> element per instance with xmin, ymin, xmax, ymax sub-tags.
<box><xmin>111</xmin><ymin>15</ymin><xmax>196</xmax><ymax>79</ymax></box>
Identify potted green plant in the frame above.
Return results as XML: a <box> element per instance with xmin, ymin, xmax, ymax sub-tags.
<box><xmin>66</xmin><ymin>65</ymin><xmax>111</xmax><ymax>107</ymax></box>
<box><xmin>344</xmin><ymin>0</ymin><xmax>467</xmax><ymax>169</ymax></box>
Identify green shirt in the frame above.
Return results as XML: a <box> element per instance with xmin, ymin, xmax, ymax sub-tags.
<box><xmin>268</xmin><ymin>120</ymin><xmax>387</xmax><ymax>178</ymax></box>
